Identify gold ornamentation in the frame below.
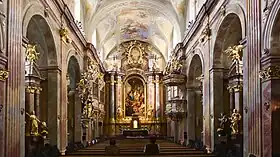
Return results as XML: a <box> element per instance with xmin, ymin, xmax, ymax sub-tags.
<box><xmin>164</xmin><ymin>53</ymin><xmax>183</xmax><ymax>75</ymax></box>
<box><xmin>41</xmin><ymin>121</ymin><xmax>48</xmax><ymax>137</ymax></box>
<box><xmin>82</xmin><ymin>100</ymin><xmax>93</xmax><ymax>118</ymax></box>
<box><xmin>227</xmin><ymin>84</ymin><xmax>243</xmax><ymax>92</ymax></box>
<box><xmin>25</xmin><ymin>44</ymin><xmax>39</xmax><ymax>63</ymax></box>
<box><xmin>229</xmin><ymin>109</ymin><xmax>241</xmax><ymax>135</ymax></box>
<box><xmin>259</xmin><ymin>65</ymin><xmax>280</xmax><ymax>80</ymax></box>
<box><xmin>0</xmin><ymin>69</ymin><xmax>8</xmax><ymax>81</ymax></box>
<box><xmin>116</xmin><ymin>106</ymin><xmax>124</xmax><ymax>120</ymax></box>
<box><xmin>118</xmin><ymin>40</ymin><xmax>150</xmax><ymax>69</ymax></box>
<box><xmin>26</xmin><ymin>86</ymin><xmax>42</xmax><ymax>94</ymax></box>
<box><xmin>59</xmin><ymin>27</ymin><xmax>71</xmax><ymax>43</ymax></box>
<box><xmin>224</xmin><ymin>45</ymin><xmax>244</xmax><ymax>62</ymax></box>
<box><xmin>26</xmin><ymin>111</ymin><xmax>39</xmax><ymax>136</ymax></box>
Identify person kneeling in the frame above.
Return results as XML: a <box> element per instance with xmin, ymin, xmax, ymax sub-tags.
<box><xmin>144</xmin><ymin>136</ymin><xmax>160</xmax><ymax>155</ymax></box>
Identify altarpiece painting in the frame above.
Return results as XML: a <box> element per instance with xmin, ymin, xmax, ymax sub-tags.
<box><xmin>125</xmin><ymin>77</ymin><xmax>146</xmax><ymax>116</ymax></box>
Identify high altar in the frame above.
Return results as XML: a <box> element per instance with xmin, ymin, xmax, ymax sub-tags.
<box><xmin>104</xmin><ymin>40</ymin><xmax>166</xmax><ymax>136</ymax></box>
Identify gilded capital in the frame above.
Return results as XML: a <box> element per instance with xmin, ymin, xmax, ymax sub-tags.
<box><xmin>0</xmin><ymin>69</ymin><xmax>9</xmax><ymax>81</ymax></box>
<box><xmin>26</xmin><ymin>86</ymin><xmax>38</xmax><ymax>94</ymax></box>
<box><xmin>227</xmin><ymin>84</ymin><xmax>243</xmax><ymax>92</ymax></box>
<box><xmin>259</xmin><ymin>65</ymin><xmax>280</xmax><ymax>80</ymax></box>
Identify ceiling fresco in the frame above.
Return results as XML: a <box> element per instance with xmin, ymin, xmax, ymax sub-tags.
<box><xmin>82</xmin><ymin>0</ymin><xmax>185</xmax><ymax>68</ymax></box>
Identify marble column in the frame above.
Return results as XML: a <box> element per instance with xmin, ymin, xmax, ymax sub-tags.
<box><xmin>0</xmin><ymin>65</ymin><xmax>8</xmax><ymax>157</ymax></box>
<box><xmin>229</xmin><ymin>88</ymin><xmax>234</xmax><ymax>111</ymax></box>
<box><xmin>25</xmin><ymin>87</ymin><xmax>35</xmax><ymax>113</ymax></box>
<box><xmin>60</xmin><ymin>58</ymin><xmax>68</xmax><ymax>155</ymax></box>
<box><xmin>209</xmin><ymin>69</ymin><xmax>224</xmax><ymax>150</ymax></box>
<box><xmin>0</xmin><ymin>2</ymin><xmax>7</xmax><ymax>156</ymax></box>
<box><xmin>109</xmin><ymin>72</ymin><xmax>115</xmax><ymax>136</ymax></box>
<box><xmin>6</xmin><ymin>0</ymin><xmax>24</xmax><ymax>156</ymax></box>
<box><xmin>260</xmin><ymin>64</ymin><xmax>280</xmax><ymax>157</ymax></box>
<box><xmin>35</xmin><ymin>88</ymin><xmax>41</xmax><ymax>119</ymax></box>
<box><xmin>233</xmin><ymin>85</ymin><xmax>243</xmax><ymax>113</ymax></box>
<box><xmin>245</xmin><ymin>0</ymin><xmax>262</xmax><ymax>156</ymax></box>
<box><xmin>115</xmin><ymin>73</ymin><xmax>123</xmax><ymax>123</ymax></box>
<box><xmin>74</xmin><ymin>92</ymin><xmax>82</xmax><ymax>142</ymax></box>
<box><xmin>155</xmin><ymin>74</ymin><xmax>160</xmax><ymax>119</ymax></box>
<box><xmin>147</xmin><ymin>73</ymin><xmax>155</xmax><ymax>116</ymax></box>
<box><xmin>47</xmin><ymin>70</ymin><xmax>60</xmax><ymax>148</ymax></box>
<box><xmin>186</xmin><ymin>88</ymin><xmax>196</xmax><ymax>142</ymax></box>
<box><xmin>96</xmin><ymin>118</ymin><xmax>99</xmax><ymax>138</ymax></box>
<box><xmin>170</xmin><ymin>120</ymin><xmax>176</xmax><ymax>141</ymax></box>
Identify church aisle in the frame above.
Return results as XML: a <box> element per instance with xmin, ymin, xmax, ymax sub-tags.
<box><xmin>64</xmin><ymin>139</ymin><xmax>216</xmax><ymax>157</ymax></box>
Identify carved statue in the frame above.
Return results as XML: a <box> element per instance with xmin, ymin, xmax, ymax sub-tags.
<box><xmin>229</xmin><ymin>109</ymin><xmax>242</xmax><ymax>135</ymax></box>
<box><xmin>25</xmin><ymin>44</ymin><xmax>39</xmax><ymax>63</ymax></box>
<box><xmin>40</xmin><ymin>121</ymin><xmax>48</xmax><ymax>137</ymax></box>
<box><xmin>29</xmin><ymin>111</ymin><xmax>39</xmax><ymax>136</ymax></box>
<box><xmin>116</xmin><ymin>106</ymin><xmax>124</xmax><ymax>119</ymax></box>
<box><xmin>82</xmin><ymin>101</ymin><xmax>93</xmax><ymax>118</ymax></box>
<box><xmin>225</xmin><ymin>45</ymin><xmax>244</xmax><ymax>62</ymax></box>
<box><xmin>217</xmin><ymin>113</ymin><xmax>227</xmax><ymax>131</ymax></box>
<box><xmin>147</xmin><ymin>107</ymin><xmax>154</xmax><ymax>118</ymax></box>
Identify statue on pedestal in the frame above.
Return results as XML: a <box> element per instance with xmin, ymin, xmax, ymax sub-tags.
<box><xmin>217</xmin><ymin>113</ymin><xmax>227</xmax><ymax>136</ymax></box>
<box><xmin>40</xmin><ymin>121</ymin><xmax>48</xmax><ymax>137</ymax></box>
<box><xmin>29</xmin><ymin>111</ymin><xmax>39</xmax><ymax>136</ymax></box>
<box><xmin>229</xmin><ymin>109</ymin><xmax>242</xmax><ymax>135</ymax></box>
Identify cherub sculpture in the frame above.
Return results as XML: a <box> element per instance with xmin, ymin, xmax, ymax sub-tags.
<box><xmin>25</xmin><ymin>44</ymin><xmax>39</xmax><ymax>63</ymax></box>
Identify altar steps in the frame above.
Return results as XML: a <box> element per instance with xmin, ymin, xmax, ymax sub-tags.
<box><xmin>64</xmin><ymin>139</ymin><xmax>216</xmax><ymax>157</ymax></box>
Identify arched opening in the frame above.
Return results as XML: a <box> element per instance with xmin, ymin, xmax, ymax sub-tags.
<box><xmin>213</xmin><ymin>13</ymin><xmax>243</xmax><ymax>151</ymax></box>
<box><xmin>25</xmin><ymin>15</ymin><xmax>58</xmax><ymax>156</ymax></box>
<box><xmin>270</xmin><ymin>9</ymin><xmax>280</xmax><ymax>156</ymax></box>
<box><xmin>187</xmin><ymin>54</ymin><xmax>203</xmax><ymax>144</ymax></box>
<box><xmin>67</xmin><ymin>56</ymin><xmax>81</xmax><ymax>145</ymax></box>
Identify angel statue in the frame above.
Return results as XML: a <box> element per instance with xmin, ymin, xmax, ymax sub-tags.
<box><xmin>217</xmin><ymin>113</ymin><xmax>228</xmax><ymax>136</ymax></box>
<box><xmin>40</xmin><ymin>121</ymin><xmax>48</xmax><ymax>137</ymax></box>
<box><xmin>224</xmin><ymin>45</ymin><xmax>244</xmax><ymax>62</ymax></box>
<box><xmin>25</xmin><ymin>44</ymin><xmax>39</xmax><ymax>63</ymax></box>
<box><xmin>229</xmin><ymin>109</ymin><xmax>242</xmax><ymax>135</ymax></box>
<box><xmin>28</xmin><ymin>111</ymin><xmax>39</xmax><ymax>136</ymax></box>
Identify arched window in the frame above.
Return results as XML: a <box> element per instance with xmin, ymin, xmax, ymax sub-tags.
<box><xmin>74</xmin><ymin>0</ymin><xmax>81</xmax><ymax>21</ymax></box>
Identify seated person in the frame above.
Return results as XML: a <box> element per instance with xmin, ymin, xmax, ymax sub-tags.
<box><xmin>143</xmin><ymin>136</ymin><xmax>160</xmax><ymax>155</ymax></box>
<box><xmin>105</xmin><ymin>139</ymin><xmax>120</xmax><ymax>156</ymax></box>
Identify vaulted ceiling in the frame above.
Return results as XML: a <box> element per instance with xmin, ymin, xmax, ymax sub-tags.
<box><xmin>83</xmin><ymin>0</ymin><xmax>185</xmax><ymax>63</ymax></box>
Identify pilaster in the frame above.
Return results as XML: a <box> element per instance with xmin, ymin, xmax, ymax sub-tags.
<box><xmin>245</xmin><ymin>0</ymin><xmax>262</xmax><ymax>156</ymax></box>
<box><xmin>5</xmin><ymin>0</ymin><xmax>23</xmax><ymax>156</ymax></box>
<box><xmin>259</xmin><ymin>58</ymin><xmax>280</xmax><ymax>156</ymax></box>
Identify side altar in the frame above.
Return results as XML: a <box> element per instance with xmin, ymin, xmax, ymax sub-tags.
<box><xmin>103</xmin><ymin>40</ymin><xmax>167</xmax><ymax>136</ymax></box>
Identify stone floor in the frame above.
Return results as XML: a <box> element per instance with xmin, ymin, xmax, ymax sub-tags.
<box><xmin>64</xmin><ymin>139</ymin><xmax>216</xmax><ymax>157</ymax></box>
